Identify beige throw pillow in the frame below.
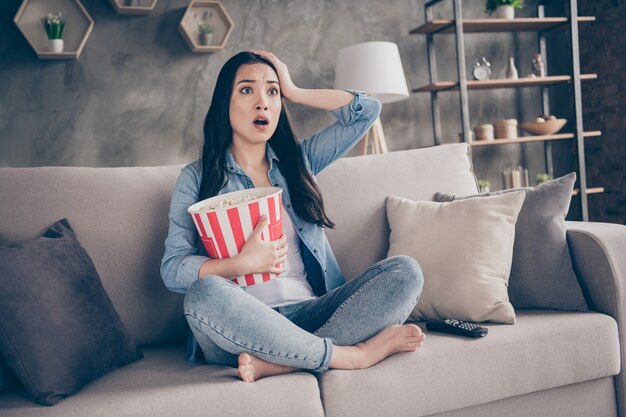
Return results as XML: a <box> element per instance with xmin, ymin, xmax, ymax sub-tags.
<box><xmin>386</xmin><ymin>192</ymin><xmax>525</xmax><ymax>324</ymax></box>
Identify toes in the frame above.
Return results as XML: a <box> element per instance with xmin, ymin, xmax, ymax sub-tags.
<box><xmin>239</xmin><ymin>363</ymin><xmax>255</xmax><ymax>377</ymax></box>
<box><xmin>238</xmin><ymin>367</ymin><xmax>255</xmax><ymax>383</ymax></box>
<box><xmin>403</xmin><ymin>324</ymin><xmax>422</xmax><ymax>337</ymax></box>
<box><xmin>409</xmin><ymin>325</ymin><xmax>423</xmax><ymax>336</ymax></box>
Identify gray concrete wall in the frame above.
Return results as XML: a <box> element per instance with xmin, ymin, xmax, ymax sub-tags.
<box><xmin>0</xmin><ymin>0</ymin><xmax>556</xmax><ymax>194</ymax></box>
<box><xmin>13</xmin><ymin>0</ymin><xmax>610</xmax><ymax>221</ymax></box>
<box><xmin>7</xmin><ymin>0</ymin><xmax>624</xmax><ymax>222</ymax></box>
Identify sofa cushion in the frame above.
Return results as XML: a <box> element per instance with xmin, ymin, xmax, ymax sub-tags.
<box><xmin>0</xmin><ymin>166</ymin><xmax>186</xmax><ymax>347</ymax></box>
<box><xmin>434</xmin><ymin>172</ymin><xmax>588</xmax><ymax>311</ymax></box>
<box><xmin>386</xmin><ymin>192</ymin><xmax>525</xmax><ymax>323</ymax></box>
<box><xmin>0</xmin><ymin>343</ymin><xmax>325</xmax><ymax>417</ymax></box>
<box><xmin>318</xmin><ymin>143</ymin><xmax>478</xmax><ymax>281</ymax></box>
<box><xmin>0</xmin><ymin>219</ymin><xmax>143</xmax><ymax>406</ymax></box>
<box><xmin>318</xmin><ymin>311</ymin><xmax>620</xmax><ymax>417</ymax></box>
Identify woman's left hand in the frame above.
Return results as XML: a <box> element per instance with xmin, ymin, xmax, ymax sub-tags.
<box><xmin>249</xmin><ymin>49</ymin><xmax>298</xmax><ymax>101</ymax></box>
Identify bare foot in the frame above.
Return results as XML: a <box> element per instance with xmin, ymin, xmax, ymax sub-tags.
<box><xmin>355</xmin><ymin>324</ymin><xmax>425</xmax><ymax>369</ymax></box>
<box><xmin>237</xmin><ymin>352</ymin><xmax>300</xmax><ymax>382</ymax></box>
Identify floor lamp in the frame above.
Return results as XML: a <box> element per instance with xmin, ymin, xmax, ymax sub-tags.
<box><xmin>334</xmin><ymin>41</ymin><xmax>410</xmax><ymax>155</ymax></box>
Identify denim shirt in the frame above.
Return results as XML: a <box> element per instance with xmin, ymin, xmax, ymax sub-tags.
<box><xmin>160</xmin><ymin>89</ymin><xmax>381</xmax><ymax>363</ymax></box>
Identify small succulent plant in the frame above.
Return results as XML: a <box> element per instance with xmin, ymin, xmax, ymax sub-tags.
<box><xmin>42</xmin><ymin>12</ymin><xmax>64</xmax><ymax>40</ymax></box>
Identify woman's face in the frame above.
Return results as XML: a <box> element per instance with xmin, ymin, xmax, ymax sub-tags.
<box><xmin>229</xmin><ymin>63</ymin><xmax>282</xmax><ymax>147</ymax></box>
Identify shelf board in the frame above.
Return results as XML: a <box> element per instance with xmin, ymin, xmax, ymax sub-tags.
<box><xmin>470</xmin><ymin>131</ymin><xmax>601</xmax><ymax>146</ymax></box>
<box><xmin>412</xmin><ymin>74</ymin><xmax>597</xmax><ymax>93</ymax></box>
<box><xmin>409</xmin><ymin>17</ymin><xmax>596</xmax><ymax>35</ymax></box>
<box><xmin>572</xmin><ymin>187</ymin><xmax>604</xmax><ymax>196</ymax></box>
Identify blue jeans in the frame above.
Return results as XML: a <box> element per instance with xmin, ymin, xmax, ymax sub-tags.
<box><xmin>183</xmin><ymin>255</ymin><xmax>423</xmax><ymax>374</ymax></box>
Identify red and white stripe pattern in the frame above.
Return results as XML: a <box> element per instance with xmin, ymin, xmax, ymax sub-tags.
<box><xmin>191</xmin><ymin>192</ymin><xmax>283</xmax><ymax>287</ymax></box>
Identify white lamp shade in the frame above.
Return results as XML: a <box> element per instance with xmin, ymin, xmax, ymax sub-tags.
<box><xmin>334</xmin><ymin>41</ymin><xmax>409</xmax><ymax>104</ymax></box>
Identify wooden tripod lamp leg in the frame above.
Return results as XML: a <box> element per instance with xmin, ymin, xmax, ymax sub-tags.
<box><xmin>372</xmin><ymin>116</ymin><xmax>389</xmax><ymax>154</ymax></box>
<box><xmin>359</xmin><ymin>117</ymin><xmax>389</xmax><ymax>155</ymax></box>
<box><xmin>372</xmin><ymin>127</ymin><xmax>381</xmax><ymax>153</ymax></box>
<box><xmin>359</xmin><ymin>130</ymin><xmax>370</xmax><ymax>155</ymax></box>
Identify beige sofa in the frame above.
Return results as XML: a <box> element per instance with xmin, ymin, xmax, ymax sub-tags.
<box><xmin>0</xmin><ymin>143</ymin><xmax>624</xmax><ymax>417</ymax></box>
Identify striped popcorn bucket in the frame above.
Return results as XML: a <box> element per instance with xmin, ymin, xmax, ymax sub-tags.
<box><xmin>187</xmin><ymin>187</ymin><xmax>284</xmax><ymax>287</ymax></box>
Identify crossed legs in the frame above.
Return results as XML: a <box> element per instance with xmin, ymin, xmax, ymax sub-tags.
<box><xmin>184</xmin><ymin>255</ymin><xmax>424</xmax><ymax>382</ymax></box>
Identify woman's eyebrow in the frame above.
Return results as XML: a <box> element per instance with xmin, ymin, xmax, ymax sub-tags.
<box><xmin>236</xmin><ymin>79</ymin><xmax>280</xmax><ymax>85</ymax></box>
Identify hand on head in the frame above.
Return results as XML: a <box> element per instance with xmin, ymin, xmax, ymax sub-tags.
<box><xmin>249</xmin><ymin>50</ymin><xmax>298</xmax><ymax>100</ymax></box>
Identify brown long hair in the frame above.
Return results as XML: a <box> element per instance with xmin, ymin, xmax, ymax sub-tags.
<box><xmin>198</xmin><ymin>51</ymin><xmax>335</xmax><ymax>228</ymax></box>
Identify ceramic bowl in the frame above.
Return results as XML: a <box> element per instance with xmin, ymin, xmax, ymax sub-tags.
<box><xmin>520</xmin><ymin>118</ymin><xmax>567</xmax><ymax>135</ymax></box>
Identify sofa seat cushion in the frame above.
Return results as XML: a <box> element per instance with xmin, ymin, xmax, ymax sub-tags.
<box><xmin>0</xmin><ymin>344</ymin><xmax>325</xmax><ymax>417</ymax></box>
<box><xmin>318</xmin><ymin>311</ymin><xmax>620</xmax><ymax>417</ymax></box>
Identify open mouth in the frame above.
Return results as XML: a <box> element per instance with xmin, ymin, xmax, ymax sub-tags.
<box><xmin>253</xmin><ymin>118</ymin><xmax>269</xmax><ymax>126</ymax></box>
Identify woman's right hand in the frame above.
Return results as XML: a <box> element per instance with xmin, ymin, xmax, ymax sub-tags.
<box><xmin>238</xmin><ymin>215</ymin><xmax>287</xmax><ymax>275</ymax></box>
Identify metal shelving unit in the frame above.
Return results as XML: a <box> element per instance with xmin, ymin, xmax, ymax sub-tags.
<box><xmin>410</xmin><ymin>0</ymin><xmax>599</xmax><ymax>221</ymax></box>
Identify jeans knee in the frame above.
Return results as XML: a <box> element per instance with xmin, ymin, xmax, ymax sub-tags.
<box><xmin>184</xmin><ymin>276</ymin><xmax>233</xmax><ymax>315</ymax></box>
<box><xmin>388</xmin><ymin>255</ymin><xmax>424</xmax><ymax>299</ymax></box>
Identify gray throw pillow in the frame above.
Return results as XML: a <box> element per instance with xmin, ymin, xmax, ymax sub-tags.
<box><xmin>0</xmin><ymin>219</ymin><xmax>143</xmax><ymax>406</ymax></box>
<box><xmin>434</xmin><ymin>172</ymin><xmax>588</xmax><ymax>311</ymax></box>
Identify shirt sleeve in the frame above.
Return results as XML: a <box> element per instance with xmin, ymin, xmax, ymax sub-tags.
<box><xmin>160</xmin><ymin>165</ymin><xmax>209</xmax><ymax>294</ymax></box>
<box><xmin>299</xmin><ymin>89</ymin><xmax>382</xmax><ymax>176</ymax></box>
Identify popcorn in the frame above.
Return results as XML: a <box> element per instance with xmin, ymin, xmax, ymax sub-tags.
<box><xmin>198</xmin><ymin>192</ymin><xmax>271</xmax><ymax>211</ymax></box>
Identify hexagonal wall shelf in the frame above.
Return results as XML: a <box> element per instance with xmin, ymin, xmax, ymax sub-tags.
<box><xmin>14</xmin><ymin>0</ymin><xmax>93</xmax><ymax>60</ymax></box>
<box><xmin>109</xmin><ymin>0</ymin><xmax>158</xmax><ymax>15</ymax></box>
<box><xmin>179</xmin><ymin>1</ymin><xmax>234</xmax><ymax>53</ymax></box>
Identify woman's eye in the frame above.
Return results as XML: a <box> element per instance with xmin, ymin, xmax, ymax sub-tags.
<box><xmin>269</xmin><ymin>88</ymin><xmax>279</xmax><ymax>95</ymax></box>
<box><xmin>241</xmin><ymin>87</ymin><xmax>252</xmax><ymax>94</ymax></box>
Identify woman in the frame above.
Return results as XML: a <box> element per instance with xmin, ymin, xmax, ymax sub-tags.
<box><xmin>161</xmin><ymin>50</ymin><xmax>425</xmax><ymax>383</ymax></box>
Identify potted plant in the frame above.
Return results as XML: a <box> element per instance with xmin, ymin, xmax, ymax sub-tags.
<box><xmin>195</xmin><ymin>10</ymin><xmax>214</xmax><ymax>46</ymax></box>
<box><xmin>478</xmin><ymin>179</ymin><xmax>492</xmax><ymax>193</ymax></box>
<box><xmin>41</xmin><ymin>12</ymin><xmax>65</xmax><ymax>53</ymax></box>
<box><xmin>485</xmin><ymin>0</ymin><xmax>524</xmax><ymax>19</ymax></box>
<box><xmin>536</xmin><ymin>173</ymin><xmax>553</xmax><ymax>185</ymax></box>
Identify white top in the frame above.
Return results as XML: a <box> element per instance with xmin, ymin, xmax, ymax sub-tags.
<box><xmin>243</xmin><ymin>207</ymin><xmax>317</xmax><ymax>307</ymax></box>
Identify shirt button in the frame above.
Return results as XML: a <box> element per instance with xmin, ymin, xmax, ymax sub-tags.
<box><xmin>287</xmin><ymin>204</ymin><xmax>291</xmax><ymax>209</ymax></box>
<box><xmin>273</xmin><ymin>183</ymin><xmax>279</xmax><ymax>187</ymax></box>
<box><xmin>298</xmin><ymin>227</ymin><xmax>303</xmax><ymax>232</ymax></box>
<box><xmin>313</xmin><ymin>249</ymin><xmax>317</xmax><ymax>253</ymax></box>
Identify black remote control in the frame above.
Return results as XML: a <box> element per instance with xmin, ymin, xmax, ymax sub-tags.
<box><xmin>426</xmin><ymin>319</ymin><xmax>488</xmax><ymax>338</ymax></box>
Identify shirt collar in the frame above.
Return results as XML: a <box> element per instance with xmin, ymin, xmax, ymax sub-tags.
<box><xmin>225</xmin><ymin>143</ymin><xmax>280</xmax><ymax>174</ymax></box>
<box><xmin>265</xmin><ymin>143</ymin><xmax>280</xmax><ymax>170</ymax></box>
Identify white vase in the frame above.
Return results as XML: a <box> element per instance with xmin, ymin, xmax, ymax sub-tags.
<box><xmin>496</xmin><ymin>5</ymin><xmax>515</xmax><ymax>19</ymax></box>
<box><xmin>506</xmin><ymin>57</ymin><xmax>518</xmax><ymax>79</ymax></box>
<box><xmin>49</xmin><ymin>39</ymin><xmax>64</xmax><ymax>53</ymax></box>
<box><xmin>199</xmin><ymin>33</ymin><xmax>213</xmax><ymax>46</ymax></box>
